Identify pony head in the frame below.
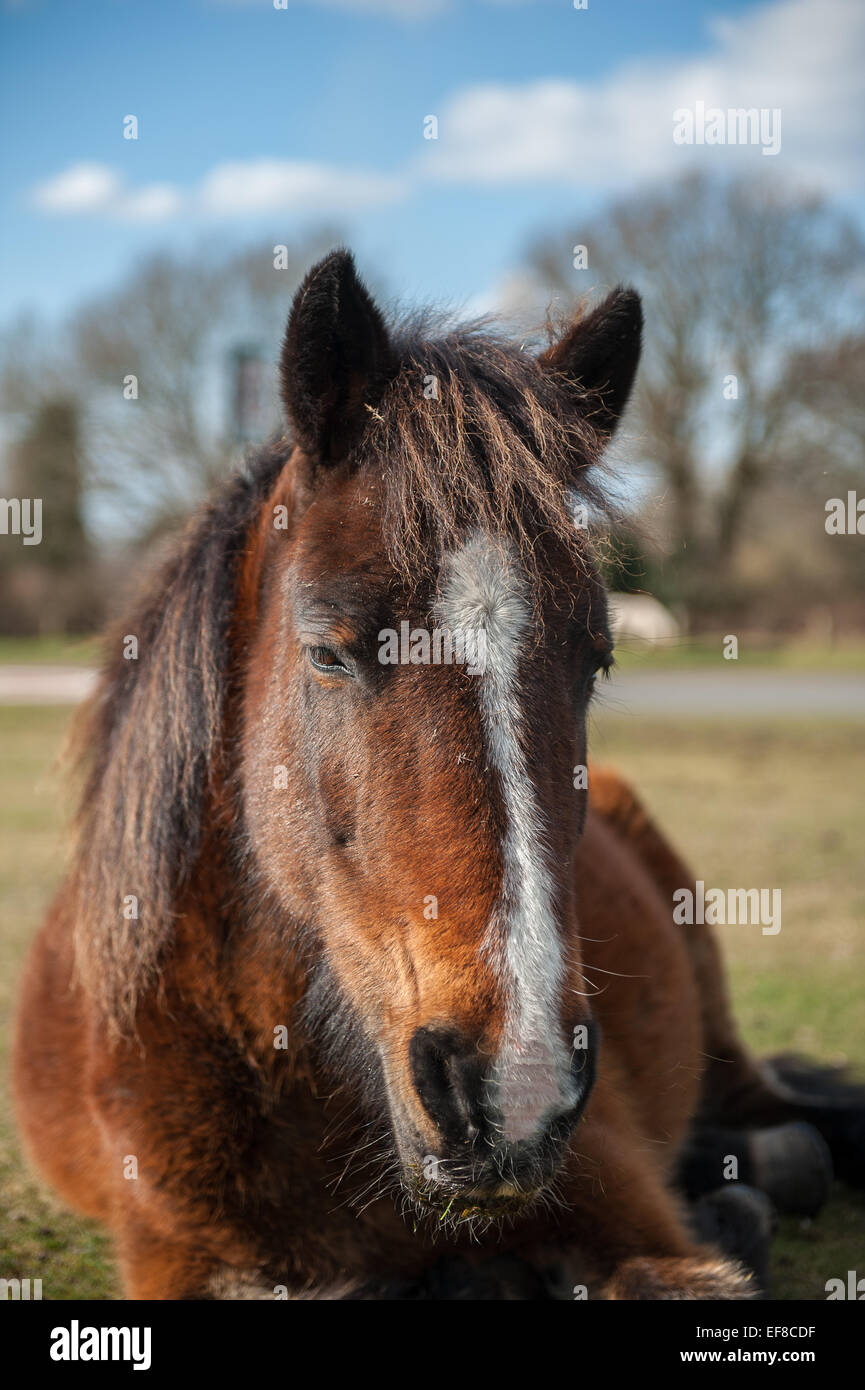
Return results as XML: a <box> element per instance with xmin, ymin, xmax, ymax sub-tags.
<box><xmin>243</xmin><ymin>251</ymin><xmax>641</xmax><ymax>1220</ymax></box>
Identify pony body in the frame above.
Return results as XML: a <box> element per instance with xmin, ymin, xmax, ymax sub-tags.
<box><xmin>14</xmin><ymin>252</ymin><xmax>863</xmax><ymax>1298</ymax></box>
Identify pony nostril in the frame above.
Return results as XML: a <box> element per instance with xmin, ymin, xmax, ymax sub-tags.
<box><xmin>409</xmin><ymin>1029</ymin><xmax>450</xmax><ymax>1129</ymax></box>
<box><xmin>408</xmin><ymin>1026</ymin><xmax>485</xmax><ymax>1145</ymax></box>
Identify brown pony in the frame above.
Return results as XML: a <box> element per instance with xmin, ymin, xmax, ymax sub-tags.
<box><xmin>13</xmin><ymin>251</ymin><xmax>864</xmax><ymax>1299</ymax></box>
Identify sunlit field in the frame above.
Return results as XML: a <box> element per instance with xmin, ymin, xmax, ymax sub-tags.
<box><xmin>1</xmin><ymin>702</ymin><xmax>863</xmax><ymax>1299</ymax></box>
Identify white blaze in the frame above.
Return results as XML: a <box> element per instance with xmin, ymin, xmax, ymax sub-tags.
<box><xmin>439</xmin><ymin>532</ymin><xmax>576</xmax><ymax>1142</ymax></box>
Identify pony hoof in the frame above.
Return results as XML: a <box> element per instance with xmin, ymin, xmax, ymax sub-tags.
<box><xmin>691</xmin><ymin>1184</ymin><xmax>774</xmax><ymax>1293</ymax></box>
<box><xmin>750</xmin><ymin>1120</ymin><xmax>834</xmax><ymax>1216</ymax></box>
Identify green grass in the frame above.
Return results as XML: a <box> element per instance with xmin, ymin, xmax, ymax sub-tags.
<box><xmin>0</xmin><ymin>705</ymin><xmax>121</xmax><ymax>1298</ymax></box>
<box><xmin>612</xmin><ymin>635</ymin><xmax>865</xmax><ymax>672</ymax></box>
<box><xmin>1</xmin><ymin>705</ymin><xmax>863</xmax><ymax>1299</ymax></box>
<box><xmin>0</xmin><ymin>635</ymin><xmax>100</xmax><ymax>666</ymax></box>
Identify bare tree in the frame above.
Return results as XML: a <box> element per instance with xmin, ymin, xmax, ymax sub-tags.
<box><xmin>0</xmin><ymin>399</ymin><xmax>97</xmax><ymax>633</ymax></box>
<box><xmin>782</xmin><ymin>334</ymin><xmax>865</xmax><ymax>488</ymax></box>
<box><xmin>69</xmin><ymin>232</ymin><xmax>341</xmax><ymax>536</ymax></box>
<box><xmin>530</xmin><ymin>174</ymin><xmax>865</xmax><ymax>623</ymax></box>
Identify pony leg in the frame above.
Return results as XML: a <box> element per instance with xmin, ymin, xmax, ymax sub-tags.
<box><xmin>589</xmin><ymin>766</ymin><xmax>865</xmax><ymax>1190</ymax></box>
<box><xmin>554</xmin><ymin>1089</ymin><xmax>757</xmax><ymax>1300</ymax></box>
<box><xmin>679</xmin><ymin>1120</ymin><xmax>833</xmax><ymax>1216</ymax></box>
<box><xmin>117</xmin><ymin>1221</ymin><xmax>301</xmax><ymax>1301</ymax></box>
<box><xmin>588</xmin><ymin>1175</ymin><xmax>757</xmax><ymax>1302</ymax></box>
<box><xmin>115</xmin><ymin>1215</ymin><xmax>235</xmax><ymax>1300</ymax></box>
<box><xmin>603</xmin><ymin>1253</ymin><xmax>756</xmax><ymax>1300</ymax></box>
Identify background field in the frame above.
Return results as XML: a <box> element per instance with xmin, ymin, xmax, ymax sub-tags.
<box><xmin>1</xmin><ymin>697</ymin><xmax>863</xmax><ymax>1299</ymax></box>
<box><xmin>3</xmin><ymin>0</ymin><xmax>864</xmax><ymax>1309</ymax></box>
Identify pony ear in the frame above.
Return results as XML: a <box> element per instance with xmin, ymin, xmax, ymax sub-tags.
<box><xmin>540</xmin><ymin>287</ymin><xmax>642</xmax><ymax>436</ymax></box>
<box><xmin>280</xmin><ymin>249</ymin><xmax>395</xmax><ymax>464</ymax></box>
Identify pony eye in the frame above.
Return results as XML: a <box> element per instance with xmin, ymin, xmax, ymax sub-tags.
<box><xmin>308</xmin><ymin>646</ymin><xmax>350</xmax><ymax>675</ymax></box>
<box><xmin>587</xmin><ymin>653</ymin><xmax>614</xmax><ymax>687</ymax></box>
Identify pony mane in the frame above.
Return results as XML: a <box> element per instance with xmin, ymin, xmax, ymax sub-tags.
<box><xmin>367</xmin><ymin>311</ymin><xmax>615</xmax><ymax>590</ymax></box>
<box><xmin>71</xmin><ymin>313</ymin><xmax>616</xmax><ymax>1030</ymax></box>
<box><xmin>70</xmin><ymin>441</ymin><xmax>288</xmax><ymax>1029</ymax></box>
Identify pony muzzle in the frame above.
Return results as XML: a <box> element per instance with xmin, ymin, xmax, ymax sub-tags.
<box><xmin>400</xmin><ymin>1022</ymin><xmax>598</xmax><ymax>1211</ymax></box>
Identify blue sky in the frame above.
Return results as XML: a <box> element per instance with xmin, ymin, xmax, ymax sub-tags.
<box><xmin>1</xmin><ymin>0</ymin><xmax>862</xmax><ymax>326</ymax></box>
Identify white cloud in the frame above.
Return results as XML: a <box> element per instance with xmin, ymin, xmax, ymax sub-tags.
<box><xmin>31</xmin><ymin>164</ymin><xmax>182</xmax><ymax>220</ymax></box>
<box><xmin>424</xmin><ymin>0</ymin><xmax>865</xmax><ymax>192</ymax></box>
<box><xmin>119</xmin><ymin>185</ymin><xmax>184</xmax><ymax>222</ymax></box>
<box><xmin>31</xmin><ymin>163</ymin><xmax>121</xmax><ymax>213</ymax></box>
<box><xmin>198</xmin><ymin>159</ymin><xmax>404</xmax><ymax>214</ymax></box>
<box><xmin>28</xmin><ymin>0</ymin><xmax>865</xmax><ymax>226</ymax></box>
<box><xmin>30</xmin><ymin>159</ymin><xmax>405</xmax><ymax>223</ymax></box>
